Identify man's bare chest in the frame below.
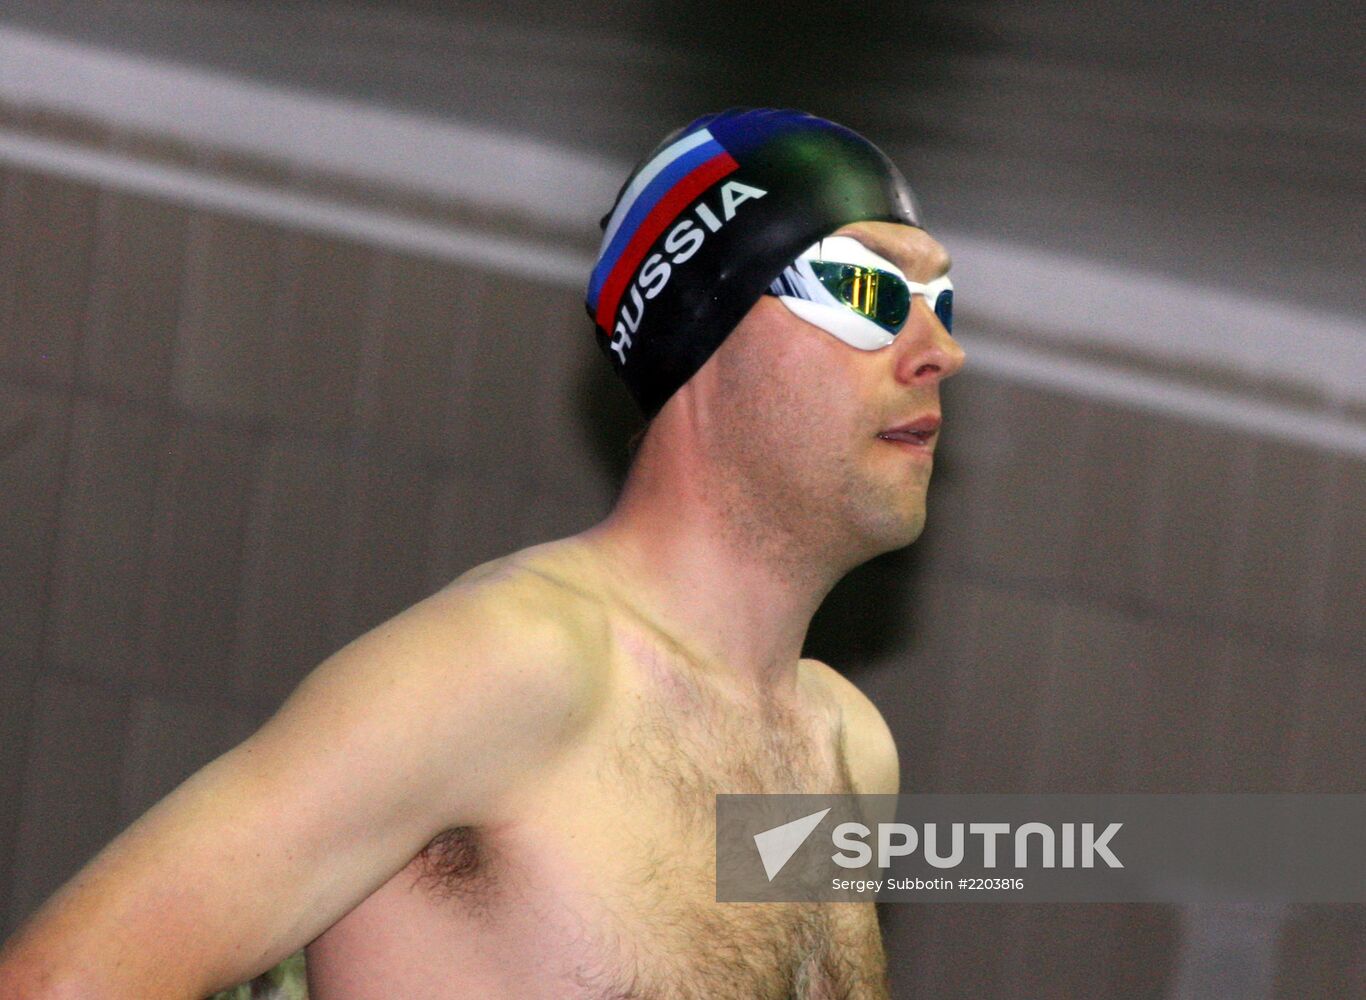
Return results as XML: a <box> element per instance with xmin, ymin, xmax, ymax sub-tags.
<box><xmin>397</xmin><ymin>673</ymin><xmax>888</xmax><ymax>999</ymax></box>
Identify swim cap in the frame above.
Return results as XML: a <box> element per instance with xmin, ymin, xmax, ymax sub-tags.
<box><xmin>586</xmin><ymin>108</ymin><xmax>921</xmax><ymax>417</ymax></box>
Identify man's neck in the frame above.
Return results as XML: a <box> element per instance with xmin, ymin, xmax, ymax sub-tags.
<box><xmin>577</xmin><ymin>469</ymin><xmax>846</xmax><ymax>696</ymax></box>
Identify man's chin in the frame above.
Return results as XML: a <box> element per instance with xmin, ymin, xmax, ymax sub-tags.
<box><xmin>886</xmin><ymin>513</ymin><xmax>928</xmax><ymax>552</ymax></box>
<box><xmin>849</xmin><ymin>503</ymin><xmax>927</xmax><ymax>563</ymax></box>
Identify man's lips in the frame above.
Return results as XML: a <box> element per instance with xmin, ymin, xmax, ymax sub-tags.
<box><xmin>877</xmin><ymin>414</ymin><xmax>941</xmax><ymax>447</ymax></box>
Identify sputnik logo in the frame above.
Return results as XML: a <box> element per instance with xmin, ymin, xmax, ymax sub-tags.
<box><xmin>753</xmin><ymin>808</ymin><xmax>831</xmax><ymax>881</ymax></box>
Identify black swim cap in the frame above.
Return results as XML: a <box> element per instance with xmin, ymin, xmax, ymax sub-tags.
<box><xmin>586</xmin><ymin>108</ymin><xmax>921</xmax><ymax>417</ymax></box>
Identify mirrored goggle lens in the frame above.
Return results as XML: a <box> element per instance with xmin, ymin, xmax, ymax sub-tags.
<box><xmin>933</xmin><ymin>287</ymin><xmax>953</xmax><ymax>333</ymax></box>
<box><xmin>808</xmin><ymin>260</ymin><xmax>910</xmax><ymax>334</ymax></box>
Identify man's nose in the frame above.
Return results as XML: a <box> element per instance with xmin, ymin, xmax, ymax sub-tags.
<box><xmin>891</xmin><ymin>298</ymin><xmax>967</xmax><ymax>385</ymax></box>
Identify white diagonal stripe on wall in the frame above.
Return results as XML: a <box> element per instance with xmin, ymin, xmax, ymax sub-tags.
<box><xmin>0</xmin><ymin>23</ymin><xmax>619</xmax><ymax>230</ymax></box>
<box><xmin>0</xmin><ymin>129</ymin><xmax>593</xmax><ymax>286</ymax></box>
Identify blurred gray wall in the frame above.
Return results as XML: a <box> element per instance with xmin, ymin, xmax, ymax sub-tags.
<box><xmin>1</xmin><ymin>3</ymin><xmax>1363</xmax><ymax>998</ymax></box>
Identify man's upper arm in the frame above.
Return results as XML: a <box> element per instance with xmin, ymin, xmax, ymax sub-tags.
<box><xmin>811</xmin><ymin>661</ymin><xmax>901</xmax><ymax>796</ymax></box>
<box><xmin>0</xmin><ymin>573</ymin><xmax>601</xmax><ymax>999</ymax></box>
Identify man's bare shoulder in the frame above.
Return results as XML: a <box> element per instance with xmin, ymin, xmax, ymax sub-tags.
<box><xmin>369</xmin><ymin>539</ymin><xmax>615</xmax><ymax>711</ymax></box>
<box><xmin>279</xmin><ymin>538</ymin><xmax>617</xmax><ymax>825</ymax></box>
<box><xmin>428</xmin><ymin>540</ymin><xmax>613</xmax><ymax>652</ymax></box>
<box><xmin>802</xmin><ymin>658</ymin><xmax>901</xmax><ymax>796</ymax></box>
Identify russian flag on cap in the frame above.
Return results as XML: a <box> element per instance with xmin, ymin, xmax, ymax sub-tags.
<box><xmin>588</xmin><ymin>127</ymin><xmax>739</xmax><ymax>332</ymax></box>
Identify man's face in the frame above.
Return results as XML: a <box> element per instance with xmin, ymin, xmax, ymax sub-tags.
<box><xmin>700</xmin><ymin>221</ymin><xmax>966</xmax><ymax>564</ymax></box>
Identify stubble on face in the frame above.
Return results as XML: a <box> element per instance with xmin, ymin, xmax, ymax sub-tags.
<box><xmin>701</xmin><ymin>301</ymin><xmax>932</xmax><ymax>576</ymax></box>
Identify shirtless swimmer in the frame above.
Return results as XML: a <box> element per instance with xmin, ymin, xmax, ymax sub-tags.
<box><xmin>0</xmin><ymin>108</ymin><xmax>964</xmax><ymax>1000</ymax></box>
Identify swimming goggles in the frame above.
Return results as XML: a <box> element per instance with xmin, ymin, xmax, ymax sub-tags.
<box><xmin>765</xmin><ymin>236</ymin><xmax>953</xmax><ymax>350</ymax></box>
